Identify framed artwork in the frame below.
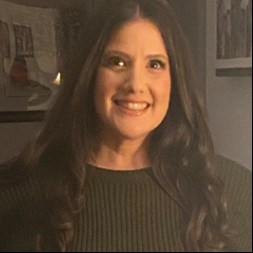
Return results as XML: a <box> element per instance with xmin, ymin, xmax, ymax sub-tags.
<box><xmin>0</xmin><ymin>20</ymin><xmax>10</xmax><ymax>58</ymax></box>
<box><xmin>13</xmin><ymin>24</ymin><xmax>34</xmax><ymax>58</ymax></box>
<box><xmin>215</xmin><ymin>0</ymin><xmax>252</xmax><ymax>72</ymax></box>
<box><xmin>0</xmin><ymin>1</ymin><xmax>62</xmax><ymax>122</ymax></box>
<box><xmin>0</xmin><ymin>0</ymin><xmax>91</xmax><ymax>122</ymax></box>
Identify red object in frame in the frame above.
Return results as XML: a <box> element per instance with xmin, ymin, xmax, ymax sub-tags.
<box><xmin>9</xmin><ymin>55</ymin><xmax>29</xmax><ymax>86</ymax></box>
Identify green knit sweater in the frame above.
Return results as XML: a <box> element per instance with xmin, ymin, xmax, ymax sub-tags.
<box><xmin>0</xmin><ymin>156</ymin><xmax>252</xmax><ymax>252</ymax></box>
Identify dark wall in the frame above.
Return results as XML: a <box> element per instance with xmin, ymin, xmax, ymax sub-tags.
<box><xmin>169</xmin><ymin>0</ymin><xmax>207</xmax><ymax>96</ymax></box>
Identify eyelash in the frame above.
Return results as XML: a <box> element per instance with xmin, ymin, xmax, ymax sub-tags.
<box><xmin>104</xmin><ymin>56</ymin><xmax>127</xmax><ymax>68</ymax></box>
<box><xmin>103</xmin><ymin>56</ymin><xmax>166</xmax><ymax>70</ymax></box>
<box><xmin>148</xmin><ymin>60</ymin><xmax>166</xmax><ymax>70</ymax></box>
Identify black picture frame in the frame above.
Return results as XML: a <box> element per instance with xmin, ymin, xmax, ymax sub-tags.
<box><xmin>0</xmin><ymin>110</ymin><xmax>45</xmax><ymax>123</ymax></box>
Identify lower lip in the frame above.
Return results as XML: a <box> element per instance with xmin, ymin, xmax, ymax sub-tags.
<box><xmin>114</xmin><ymin>102</ymin><xmax>150</xmax><ymax>117</ymax></box>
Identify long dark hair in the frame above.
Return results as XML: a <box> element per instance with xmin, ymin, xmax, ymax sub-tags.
<box><xmin>10</xmin><ymin>0</ymin><xmax>230</xmax><ymax>251</ymax></box>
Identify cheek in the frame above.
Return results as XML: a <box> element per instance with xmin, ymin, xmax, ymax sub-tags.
<box><xmin>95</xmin><ymin>69</ymin><xmax>122</xmax><ymax>115</ymax></box>
<box><xmin>153</xmin><ymin>77</ymin><xmax>171</xmax><ymax>106</ymax></box>
<box><xmin>95</xmin><ymin>68</ymin><xmax>122</xmax><ymax>96</ymax></box>
<box><xmin>95</xmin><ymin>70</ymin><xmax>112</xmax><ymax>102</ymax></box>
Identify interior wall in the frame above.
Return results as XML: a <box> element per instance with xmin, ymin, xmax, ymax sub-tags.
<box><xmin>170</xmin><ymin>0</ymin><xmax>206</xmax><ymax>96</ymax></box>
<box><xmin>206</xmin><ymin>1</ymin><xmax>252</xmax><ymax>170</ymax></box>
<box><xmin>0</xmin><ymin>0</ymin><xmax>206</xmax><ymax>164</ymax></box>
<box><xmin>0</xmin><ymin>122</ymin><xmax>43</xmax><ymax>163</ymax></box>
<box><xmin>1</xmin><ymin>0</ymin><xmax>251</xmax><ymax>170</ymax></box>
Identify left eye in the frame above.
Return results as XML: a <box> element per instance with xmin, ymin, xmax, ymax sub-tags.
<box><xmin>148</xmin><ymin>60</ymin><xmax>166</xmax><ymax>69</ymax></box>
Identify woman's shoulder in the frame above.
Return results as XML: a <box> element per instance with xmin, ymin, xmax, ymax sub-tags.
<box><xmin>214</xmin><ymin>154</ymin><xmax>251</xmax><ymax>186</ymax></box>
<box><xmin>0</xmin><ymin>157</ymin><xmax>35</xmax><ymax>192</ymax></box>
<box><xmin>214</xmin><ymin>154</ymin><xmax>252</xmax><ymax>252</ymax></box>
<box><xmin>0</xmin><ymin>158</ymin><xmax>44</xmax><ymax>217</ymax></box>
<box><xmin>0</xmin><ymin>158</ymin><xmax>45</xmax><ymax>251</ymax></box>
<box><xmin>213</xmin><ymin>154</ymin><xmax>251</xmax><ymax>208</ymax></box>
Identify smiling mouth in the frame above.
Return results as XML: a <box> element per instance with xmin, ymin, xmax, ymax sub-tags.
<box><xmin>114</xmin><ymin>100</ymin><xmax>150</xmax><ymax>112</ymax></box>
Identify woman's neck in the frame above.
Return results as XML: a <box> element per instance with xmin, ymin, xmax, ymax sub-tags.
<box><xmin>90</xmin><ymin>137</ymin><xmax>151</xmax><ymax>171</ymax></box>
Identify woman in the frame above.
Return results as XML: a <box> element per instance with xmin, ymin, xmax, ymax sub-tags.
<box><xmin>0</xmin><ymin>0</ymin><xmax>251</xmax><ymax>252</ymax></box>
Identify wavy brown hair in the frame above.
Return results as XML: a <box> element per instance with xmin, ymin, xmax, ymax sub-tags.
<box><xmin>9</xmin><ymin>0</ymin><xmax>231</xmax><ymax>251</ymax></box>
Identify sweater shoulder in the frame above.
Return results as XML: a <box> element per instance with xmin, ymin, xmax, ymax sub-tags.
<box><xmin>214</xmin><ymin>154</ymin><xmax>252</xmax><ymax>252</ymax></box>
<box><xmin>0</xmin><ymin>159</ymin><xmax>44</xmax><ymax>217</ymax></box>
<box><xmin>214</xmin><ymin>154</ymin><xmax>251</xmax><ymax>190</ymax></box>
<box><xmin>213</xmin><ymin>154</ymin><xmax>252</xmax><ymax>211</ymax></box>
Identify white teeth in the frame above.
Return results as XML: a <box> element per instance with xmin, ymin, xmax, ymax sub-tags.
<box><xmin>118</xmin><ymin>102</ymin><xmax>148</xmax><ymax>110</ymax></box>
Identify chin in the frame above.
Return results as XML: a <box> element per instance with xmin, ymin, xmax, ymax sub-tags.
<box><xmin>115</xmin><ymin>127</ymin><xmax>152</xmax><ymax>141</ymax></box>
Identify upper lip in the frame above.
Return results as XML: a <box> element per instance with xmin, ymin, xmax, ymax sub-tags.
<box><xmin>113</xmin><ymin>98</ymin><xmax>151</xmax><ymax>105</ymax></box>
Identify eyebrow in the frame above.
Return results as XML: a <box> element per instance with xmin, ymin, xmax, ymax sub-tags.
<box><xmin>103</xmin><ymin>49</ymin><xmax>169</xmax><ymax>62</ymax></box>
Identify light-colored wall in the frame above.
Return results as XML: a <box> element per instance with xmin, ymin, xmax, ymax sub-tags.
<box><xmin>206</xmin><ymin>1</ymin><xmax>252</xmax><ymax>170</ymax></box>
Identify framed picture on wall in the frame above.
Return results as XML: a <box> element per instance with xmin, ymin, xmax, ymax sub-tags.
<box><xmin>0</xmin><ymin>20</ymin><xmax>10</xmax><ymax>58</ymax></box>
<box><xmin>13</xmin><ymin>24</ymin><xmax>34</xmax><ymax>58</ymax></box>
<box><xmin>0</xmin><ymin>1</ymin><xmax>62</xmax><ymax>122</ymax></box>
<box><xmin>215</xmin><ymin>0</ymin><xmax>252</xmax><ymax>74</ymax></box>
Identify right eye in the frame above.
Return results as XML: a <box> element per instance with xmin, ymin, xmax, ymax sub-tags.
<box><xmin>103</xmin><ymin>56</ymin><xmax>126</xmax><ymax>69</ymax></box>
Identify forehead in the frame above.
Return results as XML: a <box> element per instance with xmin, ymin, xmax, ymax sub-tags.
<box><xmin>105</xmin><ymin>18</ymin><xmax>167</xmax><ymax>53</ymax></box>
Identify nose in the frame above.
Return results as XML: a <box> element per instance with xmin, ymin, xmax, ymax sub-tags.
<box><xmin>122</xmin><ymin>64</ymin><xmax>147</xmax><ymax>94</ymax></box>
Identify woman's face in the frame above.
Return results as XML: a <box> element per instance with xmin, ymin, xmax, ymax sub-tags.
<box><xmin>95</xmin><ymin>19</ymin><xmax>171</xmax><ymax>142</ymax></box>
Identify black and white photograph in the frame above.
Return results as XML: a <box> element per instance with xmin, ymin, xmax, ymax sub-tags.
<box><xmin>216</xmin><ymin>0</ymin><xmax>252</xmax><ymax>69</ymax></box>
<box><xmin>13</xmin><ymin>24</ymin><xmax>34</xmax><ymax>57</ymax></box>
